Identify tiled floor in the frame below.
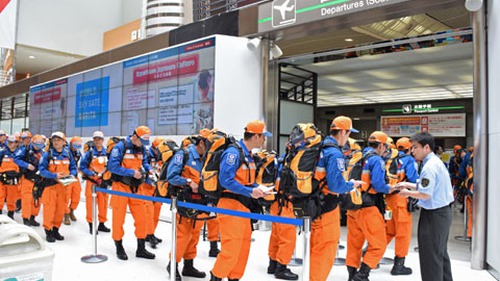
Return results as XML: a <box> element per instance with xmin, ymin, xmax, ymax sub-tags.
<box><xmin>1</xmin><ymin>201</ymin><xmax>497</xmax><ymax>281</ymax></box>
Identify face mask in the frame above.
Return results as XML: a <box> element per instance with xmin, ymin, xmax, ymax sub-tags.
<box><xmin>33</xmin><ymin>143</ymin><xmax>45</xmax><ymax>150</ymax></box>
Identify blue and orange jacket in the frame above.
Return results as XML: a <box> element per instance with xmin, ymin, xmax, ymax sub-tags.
<box><xmin>361</xmin><ymin>147</ymin><xmax>390</xmax><ymax>194</ymax></box>
<box><xmin>80</xmin><ymin>146</ymin><xmax>107</xmax><ymax>177</ymax></box>
<box><xmin>218</xmin><ymin>139</ymin><xmax>256</xmax><ymax>197</ymax></box>
<box><xmin>167</xmin><ymin>144</ymin><xmax>203</xmax><ymax>186</ymax></box>
<box><xmin>315</xmin><ymin>136</ymin><xmax>354</xmax><ymax>194</ymax></box>
<box><xmin>14</xmin><ymin>144</ymin><xmax>43</xmax><ymax>173</ymax></box>
<box><xmin>0</xmin><ymin>147</ymin><xmax>20</xmax><ymax>173</ymax></box>
<box><xmin>107</xmin><ymin>136</ymin><xmax>152</xmax><ymax>178</ymax></box>
<box><xmin>39</xmin><ymin>147</ymin><xmax>77</xmax><ymax>179</ymax></box>
<box><xmin>397</xmin><ymin>151</ymin><xmax>419</xmax><ymax>184</ymax></box>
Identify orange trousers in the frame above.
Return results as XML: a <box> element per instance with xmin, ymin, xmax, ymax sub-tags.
<box><xmin>110</xmin><ymin>181</ymin><xmax>147</xmax><ymax>240</ymax></box>
<box><xmin>385</xmin><ymin>194</ymin><xmax>412</xmax><ymax>257</ymax></box>
<box><xmin>85</xmin><ymin>180</ymin><xmax>109</xmax><ymax>223</ymax></box>
<box><xmin>41</xmin><ymin>183</ymin><xmax>67</xmax><ymax>230</ymax></box>
<box><xmin>211</xmin><ymin>198</ymin><xmax>252</xmax><ymax>280</ymax></box>
<box><xmin>65</xmin><ymin>180</ymin><xmax>81</xmax><ymax>213</ymax></box>
<box><xmin>170</xmin><ymin>214</ymin><xmax>204</xmax><ymax>262</ymax></box>
<box><xmin>466</xmin><ymin>195</ymin><xmax>473</xmax><ymax>238</ymax></box>
<box><xmin>346</xmin><ymin>206</ymin><xmax>387</xmax><ymax>269</ymax></box>
<box><xmin>268</xmin><ymin>201</ymin><xmax>296</xmax><ymax>265</ymax></box>
<box><xmin>20</xmin><ymin>176</ymin><xmax>40</xmax><ymax>219</ymax></box>
<box><xmin>0</xmin><ymin>182</ymin><xmax>20</xmax><ymax>212</ymax></box>
<box><xmin>207</xmin><ymin>217</ymin><xmax>220</xmax><ymax>242</ymax></box>
<box><xmin>138</xmin><ymin>183</ymin><xmax>162</xmax><ymax>235</ymax></box>
<box><xmin>311</xmin><ymin>207</ymin><xmax>340</xmax><ymax>281</ymax></box>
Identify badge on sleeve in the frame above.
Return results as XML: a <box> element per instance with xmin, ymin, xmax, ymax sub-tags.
<box><xmin>421</xmin><ymin>178</ymin><xmax>430</xmax><ymax>187</ymax></box>
<box><xmin>174</xmin><ymin>154</ymin><xmax>182</xmax><ymax>164</ymax></box>
<box><xmin>226</xmin><ymin>153</ymin><xmax>237</xmax><ymax>166</ymax></box>
<box><xmin>111</xmin><ymin>148</ymin><xmax>119</xmax><ymax>157</ymax></box>
<box><xmin>337</xmin><ymin>158</ymin><xmax>345</xmax><ymax>171</ymax></box>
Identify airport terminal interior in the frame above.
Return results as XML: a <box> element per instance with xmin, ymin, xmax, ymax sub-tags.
<box><xmin>1</xmin><ymin>0</ymin><xmax>499</xmax><ymax>280</ymax></box>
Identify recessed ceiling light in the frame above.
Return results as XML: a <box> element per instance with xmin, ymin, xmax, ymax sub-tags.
<box><xmin>28</xmin><ymin>55</ymin><xmax>35</xmax><ymax>59</ymax></box>
<box><xmin>345</xmin><ymin>38</ymin><xmax>354</xmax><ymax>42</ymax></box>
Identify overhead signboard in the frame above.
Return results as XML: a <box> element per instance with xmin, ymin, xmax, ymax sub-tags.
<box><xmin>258</xmin><ymin>0</ymin><xmax>410</xmax><ymax>33</ymax></box>
<box><xmin>381</xmin><ymin>113</ymin><xmax>466</xmax><ymax>137</ymax></box>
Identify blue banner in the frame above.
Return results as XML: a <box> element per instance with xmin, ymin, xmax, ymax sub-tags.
<box><xmin>75</xmin><ymin>77</ymin><xmax>109</xmax><ymax>127</ymax></box>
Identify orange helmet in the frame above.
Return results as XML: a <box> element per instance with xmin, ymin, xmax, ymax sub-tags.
<box><xmin>453</xmin><ymin>145</ymin><xmax>462</xmax><ymax>153</ymax></box>
<box><xmin>199</xmin><ymin>128</ymin><xmax>211</xmax><ymax>139</ymax></box>
<box><xmin>368</xmin><ymin>131</ymin><xmax>388</xmax><ymax>144</ymax></box>
<box><xmin>20</xmin><ymin>131</ymin><xmax>32</xmax><ymax>139</ymax></box>
<box><xmin>396</xmin><ymin>137</ymin><xmax>412</xmax><ymax>150</ymax></box>
<box><xmin>51</xmin><ymin>131</ymin><xmax>66</xmax><ymax>142</ymax></box>
<box><xmin>152</xmin><ymin>137</ymin><xmax>165</xmax><ymax>148</ymax></box>
<box><xmin>7</xmin><ymin>135</ymin><xmax>19</xmax><ymax>143</ymax></box>
<box><xmin>70</xmin><ymin>136</ymin><xmax>83</xmax><ymax>149</ymax></box>
<box><xmin>468</xmin><ymin>146</ymin><xmax>473</xmax><ymax>153</ymax></box>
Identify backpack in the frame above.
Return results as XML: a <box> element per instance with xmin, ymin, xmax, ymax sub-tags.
<box><xmin>199</xmin><ymin>130</ymin><xmax>244</xmax><ymax>201</ymax></box>
<box><xmin>385</xmin><ymin>148</ymin><xmax>400</xmax><ymax>186</ymax></box>
<box><xmin>340</xmin><ymin>150</ymin><xmax>377</xmax><ymax>211</ymax></box>
<box><xmin>253</xmin><ymin>150</ymin><xmax>278</xmax><ymax>207</ymax></box>
<box><xmin>84</xmin><ymin>140</ymin><xmax>95</xmax><ymax>154</ymax></box>
<box><xmin>182</xmin><ymin>135</ymin><xmax>197</xmax><ymax>148</ymax></box>
<box><xmin>106</xmin><ymin>137</ymin><xmax>125</xmax><ymax>156</ymax></box>
<box><xmin>279</xmin><ymin>123</ymin><xmax>326</xmax><ymax>219</ymax></box>
<box><xmin>155</xmin><ymin>139</ymin><xmax>189</xmax><ymax>198</ymax></box>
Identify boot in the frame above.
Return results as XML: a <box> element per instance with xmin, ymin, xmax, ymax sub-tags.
<box><xmin>182</xmin><ymin>259</ymin><xmax>206</xmax><ymax>278</ymax></box>
<box><xmin>267</xmin><ymin>259</ymin><xmax>277</xmax><ymax>274</ymax></box>
<box><xmin>209</xmin><ymin>241</ymin><xmax>220</xmax><ymax>257</ymax></box>
<box><xmin>228</xmin><ymin>279</ymin><xmax>239</xmax><ymax>281</ymax></box>
<box><xmin>152</xmin><ymin>234</ymin><xmax>162</xmax><ymax>243</ymax></box>
<box><xmin>98</xmin><ymin>222</ymin><xmax>111</xmax><ymax>232</ymax></box>
<box><xmin>146</xmin><ymin>234</ymin><xmax>158</xmax><ymax>249</ymax></box>
<box><xmin>52</xmin><ymin>227</ymin><xmax>64</xmax><ymax>241</ymax></box>
<box><xmin>63</xmin><ymin>213</ymin><xmax>71</xmax><ymax>225</ymax></box>
<box><xmin>167</xmin><ymin>261</ymin><xmax>182</xmax><ymax>281</ymax></box>
<box><xmin>69</xmin><ymin>209</ymin><xmax>77</xmax><ymax>221</ymax></box>
<box><xmin>16</xmin><ymin>199</ymin><xmax>21</xmax><ymax>212</ymax></box>
<box><xmin>391</xmin><ymin>256</ymin><xmax>412</xmax><ymax>275</ymax></box>
<box><xmin>274</xmin><ymin>262</ymin><xmax>298</xmax><ymax>280</ymax></box>
<box><xmin>29</xmin><ymin>216</ymin><xmax>40</xmax><ymax>227</ymax></box>
<box><xmin>352</xmin><ymin>263</ymin><xmax>371</xmax><ymax>281</ymax></box>
<box><xmin>209</xmin><ymin>272</ymin><xmax>222</xmax><ymax>281</ymax></box>
<box><xmin>136</xmin><ymin>239</ymin><xmax>155</xmax><ymax>259</ymax></box>
<box><xmin>7</xmin><ymin>211</ymin><xmax>14</xmax><ymax>219</ymax></box>
<box><xmin>89</xmin><ymin>222</ymin><xmax>98</xmax><ymax>235</ymax></box>
<box><xmin>115</xmin><ymin>240</ymin><xmax>128</xmax><ymax>260</ymax></box>
<box><xmin>347</xmin><ymin>266</ymin><xmax>358</xmax><ymax>281</ymax></box>
<box><xmin>45</xmin><ymin>229</ymin><xmax>55</xmax><ymax>243</ymax></box>
<box><xmin>23</xmin><ymin>218</ymin><xmax>31</xmax><ymax>226</ymax></box>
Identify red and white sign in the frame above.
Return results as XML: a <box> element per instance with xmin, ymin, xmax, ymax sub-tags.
<box><xmin>381</xmin><ymin>113</ymin><xmax>466</xmax><ymax>137</ymax></box>
<box><xmin>33</xmin><ymin>88</ymin><xmax>62</xmax><ymax>104</ymax></box>
<box><xmin>133</xmin><ymin>54</ymin><xmax>199</xmax><ymax>85</ymax></box>
<box><xmin>0</xmin><ymin>0</ymin><xmax>17</xmax><ymax>49</ymax></box>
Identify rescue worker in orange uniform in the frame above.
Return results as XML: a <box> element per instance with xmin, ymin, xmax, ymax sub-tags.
<box><xmin>80</xmin><ymin>131</ymin><xmax>110</xmax><ymax>234</ymax></box>
<box><xmin>346</xmin><ymin>131</ymin><xmax>397</xmax><ymax>281</ymax></box>
<box><xmin>108</xmin><ymin>126</ymin><xmax>155</xmax><ymax>260</ymax></box>
<box><xmin>384</xmin><ymin>137</ymin><xmax>419</xmax><ymax>275</ymax></box>
<box><xmin>210</xmin><ymin>120</ymin><xmax>270</xmax><ymax>281</ymax></box>
<box><xmin>20</xmin><ymin>131</ymin><xmax>32</xmax><ymax>146</ymax></box>
<box><xmin>14</xmin><ymin>134</ymin><xmax>46</xmax><ymax>226</ymax></box>
<box><xmin>166</xmin><ymin>131</ymin><xmax>210</xmax><ymax>281</ymax></box>
<box><xmin>448</xmin><ymin>145</ymin><xmax>463</xmax><ymax>188</ymax></box>
<box><xmin>63</xmin><ymin>136</ymin><xmax>83</xmax><ymax>225</ymax></box>
<box><xmin>0</xmin><ymin>135</ymin><xmax>22</xmax><ymax>219</ymax></box>
<box><xmin>312</xmin><ymin>116</ymin><xmax>364</xmax><ymax>281</ymax></box>
<box><xmin>39</xmin><ymin>132</ymin><xmax>78</xmax><ymax>242</ymax></box>
<box><xmin>144</xmin><ymin>136</ymin><xmax>165</xmax><ymax>248</ymax></box>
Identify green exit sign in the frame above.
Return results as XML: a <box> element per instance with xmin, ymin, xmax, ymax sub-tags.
<box><xmin>382</xmin><ymin>105</ymin><xmax>465</xmax><ymax>114</ymax></box>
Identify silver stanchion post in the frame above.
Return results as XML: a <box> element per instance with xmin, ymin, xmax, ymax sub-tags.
<box><xmin>81</xmin><ymin>184</ymin><xmax>108</xmax><ymax>263</ymax></box>
<box><xmin>288</xmin><ymin>226</ymin><xmax>303</xmax><ymax>266</ymax></box>
<box><xmin>302</xmin><ymin>216</ymin><xmax>311</xmax><ymax>281</ymax></box>
<box><xmin>455</xmin><ymin>197</ymin><xmax>471</xmax><ymax>242</ymax></box>
<box><xmin>170</xmin><ymin>197</ymin><xmax>178</xmax><ymax>281</ymax></box>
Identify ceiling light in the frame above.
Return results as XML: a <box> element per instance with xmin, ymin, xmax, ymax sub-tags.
<box><xmin>465</xmin><ymin>0</ymin><xmax>482</xmax><ymax>12</ymax></box>
<box><xmin>345</xmin><ymin>38</ymin><xmax>354</xmax><ymax>42</ymax></box>
<box><xmin>29</xmin><ymin>55</ymin><xmax>35</xmax><ymax>59</ymax></box>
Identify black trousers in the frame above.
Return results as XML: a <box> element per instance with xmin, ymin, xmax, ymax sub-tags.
<box><xmin>418</xmin><ymin>205</ymin><xmax>453</xmax><ymax>281</ymax></box>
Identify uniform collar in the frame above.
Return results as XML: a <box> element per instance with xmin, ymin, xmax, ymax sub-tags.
<box><xmin>187</xmin><ymin>144</ymin><xmax>200</xmax><ymax>160</ymax></box>
<box><xmin>422</xmin><ymin>152</ymin><xmax>435</xmax><ymax>166</ymax></box>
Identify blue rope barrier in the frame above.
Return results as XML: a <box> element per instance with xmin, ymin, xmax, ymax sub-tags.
<box><xmin>96</xmin><ymin>187</ymin><xmax>303</xmax><ymax>227</ymax></box>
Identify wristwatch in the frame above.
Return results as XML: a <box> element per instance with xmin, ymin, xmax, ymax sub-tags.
<box><xmin>186</xmin><ymin>178</ymin><xmax>192</xmax><ymax>186</ymax></box>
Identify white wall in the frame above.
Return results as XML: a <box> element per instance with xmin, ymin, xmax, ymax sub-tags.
<box><xmin>487</xmin><ymin>0</ymin><xmax>500</xmax><ymax>276</ymax></box>
<box><xmin>17</xmin><ymin>0</ymin><xmax>125</xmax><ymax>56</ymax></box>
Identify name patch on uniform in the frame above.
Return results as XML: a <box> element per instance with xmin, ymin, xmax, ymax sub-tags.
<box><xmin>421</xmin><ymin>178</ymin><xmax>430</xmax><ymax>187</ymax></box>
<box><xmin>337</xmin><ymin>158</ymin><xmax>345</xmax><ymax>171</ymax></box>
<box><xmin>226</xmin><ymin>153</ymin><xmax>237</xmax><ymax>166</ymax></box>
<box><xmin>174</xmin><ymin>154</ymin><xmax>182</xmax><ymax>164</ymax></box>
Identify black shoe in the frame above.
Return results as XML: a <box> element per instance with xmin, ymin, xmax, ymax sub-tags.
<box><xmin>167</xmin><ymin>261</ymin><xmax>182</xmax><ymax>281</ymax></box>
<box><xmin>52</xmin><ymin>227</ymin><xmax>64</xmax><ymax>241</ymax></box>
<box><xmin>23</xmin><ymin>218</ymin><xmax>31</xmax><ymax>226</ymax></box>
<box><xmin>228</xmin><ymin>279</ymin><xmax>239</xmax><ymax>281</ymax></box>
<box><xmin>146</xmin><ymin>234</ymin><xmax>158</xmax><ymax>248</ymax></box>
<box><xmin>7</xmin><ymin>211</ymin><xmax>14</xmax><ymax>219</ymax></box>
<box><xmin>45</xmin><ymin>229</ymin><xmax>55</xmax><ymax>243</ymax></box>
<box><xmin>89</xmin><ymin>222</ymin><xmax>98</xmax><ymax>235</ymax></box>
<box><xmin>16</xmin><ymin>199</ymin><xmax>21</xmax><ymax>212</ymax></box>
<box><xmin>29</xmin><ymin>216</ymin><xmax>40</xmax><ymax>227</ymax></box>
<box><xmin>209</xmin><ymin>272</ymin><xmax>222</xmax><ymax>281</ymax></box>
<box><xmin>391</xmin><ymin>256</ymin><xmax>412</xmax><ymax>275</ymax></box>
<box><xmin>136</xmin><ymin>239</ymin><xmax>155</xmax><ymax>259</ymax></box>
<box><xmin>182</xmin><ymin>259</ymin><xmax>206</xmax><ymax>278</ymax></box>
<box><xmin>274</xmin><ymin>263</ymin><xmax>298</xmax><ymax>280</ymax></box>
<box><xmin>152</xmin><ymin>234</ymin><xmax>162</xmax><ymax>243</ymax></box>
<box><xmin>115</xmin><ymin>240</ymin><xmax>128</xmax><ymax>260</ymax></box>
<box><xmin>209</xmin><ymin>241</ymin><xmax>220</xmax><ymax>257</ymax></box>
<box><xmin>267</xmin><ymin>259</ymin><xmax>277</xmax><ymax>274</ymax></box>
<box><xmin>98</xmin><ymin>222</ymin><xmax>111</xmax><ymax>232</ymax></box>
<box><xmin>347</xmin><ymin>266</ymin><xmax>358</xmax><ymax>281</ymax></box>
<box><xmin>352</xmin><ymin>263</ymin><xmax>371</xmax><ymax>281</ymax></box>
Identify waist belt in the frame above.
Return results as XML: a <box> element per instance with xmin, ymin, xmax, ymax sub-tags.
<box><xmin>221</xmin><ymin>192</ymin><xmax>252</xmax><ymax>211</ymax></box>
<box><xmin>23</xmin><ymin>170</ymin><xmax>41</xmax><ymax>182</ymax></box>
<box><xmin>113</xmin><ymin>174</ymin><xmax>144</xmax><ymax>193</ymax></box>
<box><xmin>1</xmin><ymin>172</ymin><xmax>21</xmax><ymax>185</ymax></box>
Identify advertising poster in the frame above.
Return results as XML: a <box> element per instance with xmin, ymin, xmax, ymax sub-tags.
<box><xmin>29</xmin><ymin>78</ymin><xmax>68</xmax><ymax>136</ymax></box>
<box><xmin>75</xmin><ymin>77</ymin><xmax>109</xmax><ymax>127</ymax></box>
<box><xmin>381</xmin><ymin>113</ymin><xmax>466</xmax><ymax>137</ymax></box>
